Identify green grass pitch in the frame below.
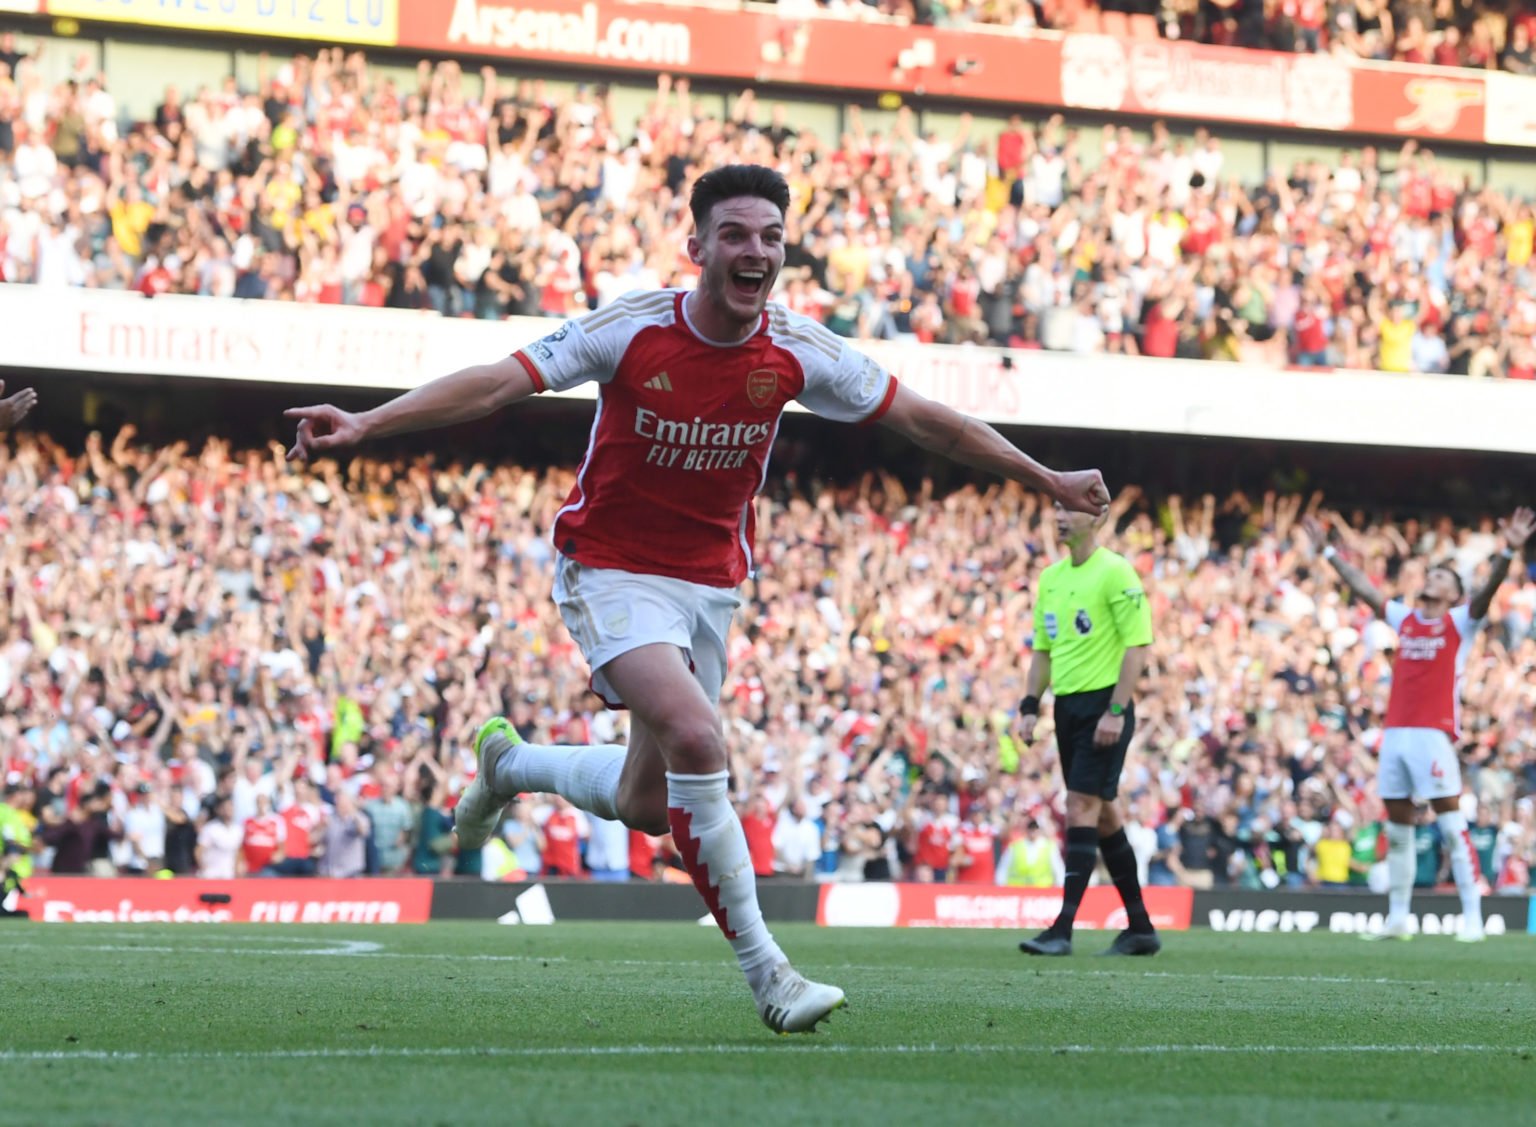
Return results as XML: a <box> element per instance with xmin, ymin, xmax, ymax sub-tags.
<box><xmin>6</xmin><ymin>922</ymin><xmax>1534</xmax><ymax>1125</ymax></box>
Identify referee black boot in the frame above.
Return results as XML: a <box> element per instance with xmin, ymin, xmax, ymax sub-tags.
<box><xmin>1018</xmin><ymin>930</ymin><xmax>1073</xmax><ymax>957</ymax></box>
<box><xmin>1098</xmin><ymin>928</ymin><xmax>1161</xmax><ymax>957</ymax></box>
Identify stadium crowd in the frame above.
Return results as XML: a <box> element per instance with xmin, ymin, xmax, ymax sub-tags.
<box><xmin>816</xmin><ymin>0</ymin><xmax>1536</xmax><ymax>76</ymax></box>
<box><xmin>2</xmin><ymin>43</ymin><xmax>1536</xmax><ymax>376</ymax></box>
<box><xmin>0</xmin><ymin>429</ymin><xmax>1533</xmax><ymax>895</ymax></box>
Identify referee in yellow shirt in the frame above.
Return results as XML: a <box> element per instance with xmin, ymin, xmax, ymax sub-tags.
<box><xmin>1016</xmin><ymin>501</ymin><xmax>1158</xmax><ymax>957</ymax></box>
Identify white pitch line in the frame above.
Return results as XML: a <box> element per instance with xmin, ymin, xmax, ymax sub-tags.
<box><xmin>5</xmin><ymin>940</ymin><xmax>383</xmax><ymax>958</ymax></box>
<box><xmin>0</xmin><ymin>1043</ymin><xmax>1530</xmax><ymax>1065</ymax></box>
<box><xmin>86</xmin><ymin>931</ymin><xmax>366</xmax><ymax>946</ymax></box>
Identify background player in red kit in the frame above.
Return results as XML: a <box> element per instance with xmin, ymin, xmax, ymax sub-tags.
<box><xmin>284</xmin><ymin>164</ymin><xmax>1110</xmax><ymax>1034</ymax></box>
<box><xmin>1307</xmin><ymin>506</ymin><xmax>1534</xmax><ymax>942</ymax></box>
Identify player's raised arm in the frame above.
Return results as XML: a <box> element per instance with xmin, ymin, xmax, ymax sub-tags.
<box><xmin>1304</xmin><ymin>514</ymin><xmax>1387</xmax><ymax>619</ymax></box>
<box><xmin>879</xmin><ymin>383</ymin><xmax>1109</xmax><ymax>516</ymax></box>
<box><xmin>1468</xmin><ymin>506</ymin><xmax>1534</xmax><ymax>620</ymax></box>
<box><xmin>285</xmin><ymin>354</ymin><xmax>539</xmax><ymax>461</ymax></box>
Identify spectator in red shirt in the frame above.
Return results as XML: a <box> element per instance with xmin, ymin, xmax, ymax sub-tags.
<box><xmin>540</xmin><ymin>797</ymin><xmax>587</xmax><ymax>878</ymax></box>
<box><xmin>952</xmin><ymin>806</ymin><xmax>999</xmax><ymax>886</ymax></box>
<box><xmin>996</xmin><ymin>113</ymin><xmax>1028</xmax><ymax>181</ymax></box>
<box><xmin>1293</xmin><ymin>296</ymin><xmax>1331</xmax><ymax>367</ymax></box>
<box><xmin>628</xmin><ymin>829</ymin><xmax>661</xmax><ymax>881</ymax></box>
<box><xmin>1140</xmin><ymin>293</ymin><xmax>1183</xmax><ymax>359</ymax></box>
<box><xmin>241</xmin><ymin>793</ymin><xmax>285</xmax><ymax>875</ymax></box>
<box><xmin>268</xmin><ymin>776</ymin><xmax>323</xmax><ymax>876</ymax></box>
<box><xmin>910</xmin><ymin>793</ymin><xmax>956</xmax><ymax>883</ymax></box>
<box><xmin>740</xmin><ymin>794</ymin><xmax>777</xmax><ymax>878</ymax></box>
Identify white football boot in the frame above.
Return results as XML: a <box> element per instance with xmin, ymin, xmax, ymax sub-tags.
<box><xmin>452</xmin><ymin>717</ymin><xmax>524</xmax><ymax>849</ymax></box>
<box><xmin>754</xmin><ymin>964</ymin><xmax>846</xmax><ymax>1035</ymax></box>
<box><xmin>1362</xmin><ymin>915</ymin><xmax>1414</xmax><ymax>942</ymax></box>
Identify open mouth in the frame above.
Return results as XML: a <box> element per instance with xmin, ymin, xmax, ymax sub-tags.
<box><xmin>731</xmin><ymin>269</ymin><xmax>767</xmax><ymax>300</ymax></box>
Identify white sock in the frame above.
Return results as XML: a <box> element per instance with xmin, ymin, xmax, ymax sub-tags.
<box><xmin>493</xmin><ymin>742</ymin><xmax>626</xmax><ymax>821</ymax></box>
<box><xmin>1436</xmin><ymin>810</ymin><xmax>1483</xmax><ymax>927</ymax></box>
<box><xmin>1385</xmin><ymin>822</ymin><xmax>1414</xmax><ymax>922</ymax></box>
<box><xmin>666</xmin><ymin>770</ymin><xmax>784</xmax><ymax>991</ymax></box>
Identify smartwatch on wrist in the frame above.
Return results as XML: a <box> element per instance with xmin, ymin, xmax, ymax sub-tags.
<box><xmin>1109</xmin><ymin>702</ymin><xmax>1125</xmax><ymax>718</ymax></box>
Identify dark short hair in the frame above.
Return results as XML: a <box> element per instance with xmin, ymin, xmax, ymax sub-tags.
<box><xmin>1431</xmin><ymin>561</ymin><xmax>1465</xmax><ymax>600</ymax></box>
<box><xmin>689</xmin><ymin>164</ymin><xmax>790</xmax><ymax>233</ymax></box>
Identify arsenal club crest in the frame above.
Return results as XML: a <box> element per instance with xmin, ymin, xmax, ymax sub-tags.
<box><xmin>746</xmin><ymin>368</ymin><xmax>779</xmax><ymax>409</ymax></box>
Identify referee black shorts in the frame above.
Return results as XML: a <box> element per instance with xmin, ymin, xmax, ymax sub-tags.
<box><xmin>1054</xmin><ymin>687</ymin><xmax>1135</xmax><ymax>801</ymax></box>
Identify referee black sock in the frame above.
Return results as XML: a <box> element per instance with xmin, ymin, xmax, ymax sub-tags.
<box><xmin>1050</xmin><ymin>827</ymin><xmax>1101</xmax><ymax>938</ymax></box>
<box><xmin>1100</xmin><ymin>828</ymin><xmax>1153</xmax><ymax>934</ymax></box>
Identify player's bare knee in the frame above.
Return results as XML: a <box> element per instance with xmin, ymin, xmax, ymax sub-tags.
<box><xmin>657</xmin><ymin>718</ymin><xmax>726</xmax><ymax>776</ymax></box>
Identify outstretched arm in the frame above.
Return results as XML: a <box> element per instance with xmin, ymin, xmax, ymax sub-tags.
<box><xmin>0</xmin><ymin>381</ymin><xmax>37</xmax><ymax>431</ymax></box>
<box><xmin>879</xmin><ymin>383</ymin><xmax>1108</xmax><ymax>514</ymax></box>
<box><xmin>1469</xmin><ymin>506</ymin><xmax>1535</xmax><ymax>620</ymax></box>
<box><xmin>285</xmin><ymin>356</ymin><xmax>537</xmax><ymax>461</ymax></box>
<box><xmin>1304</xmin><ymin>515</ymin><xmax>1387</xmax><ymax>619</ymax></box>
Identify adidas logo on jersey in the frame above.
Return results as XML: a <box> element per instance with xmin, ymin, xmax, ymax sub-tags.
<box><xmin>642</xmin><ymin>372</ymin><xmax>673</xmax><ymax>392</ymax></box>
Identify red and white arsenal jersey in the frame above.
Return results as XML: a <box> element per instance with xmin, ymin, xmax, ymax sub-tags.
<box><xmin>514</xmin><ymin>290</ymin><xmax>898</xmax><ymax>587</ymax></box>
<box><xmin>955</xmin><ymin>823</ymin><xmax>998</xmax><ymax>885</ymax></box>
<box><xmin>1382</xmin><ymin>600</ymin><xmax>1478</xmax><ymax>737</ymax></box>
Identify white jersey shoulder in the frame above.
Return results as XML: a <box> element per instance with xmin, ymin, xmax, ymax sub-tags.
<box><xmin>521</xmin><ymin>290</ymin><xmax>679</xmax><ymax>392</ymax></box>
<box><xmin>765</xmin><ymin>303</ymin><xmax>894</xmax><ymax>423</ymax></box>
<box><xmin>1385</xmin><ymin>598</ymin><xmax>1480</xmax><ymax>638</ymax></box>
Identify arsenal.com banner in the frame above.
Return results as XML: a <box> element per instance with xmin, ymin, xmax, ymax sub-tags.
<box><xmin>817</xmin><ymin>883</ymin><xmax>1194</xmax><ymax>930</ymax></box>
<box><xmin>399</xmin><ymin>0</ymin><xmax>1060</xmax><ymax>102</ymax></box>
<box><xmin>396</xmin><ymin>0</ymin><xmax>1521</xmax><ymax>147</ymax></box>
<box><xmin>17</xmin><ymin>877</ymin><xmax>433</xmax><ymax>924</ymax></box>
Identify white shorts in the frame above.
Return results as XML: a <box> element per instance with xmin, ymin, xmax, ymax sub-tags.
<box><xmin>552</xmin><ymin>556</ymin><xmax>740</xmax><ymax>709</ymax></box>
<box><xmin>1378</xmin><ymin>728</ymin><xmax>1462</xmax><ymax>802</ymax></box>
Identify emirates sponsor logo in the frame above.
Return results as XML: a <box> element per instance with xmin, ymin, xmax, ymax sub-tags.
<box><xmin>43</xmin><ymin>899</ymin><xmax>235</xmax><ymax>924</ymax></box>
<box><xmin>634</xmin><ymin>407</ymin><xmax>771</xmax><ymax>472</ymax></box>
<box><xmin>1398</xmin><ymin>634</ymin><xmax>1448</xmax><ymax>661</ymax></box>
